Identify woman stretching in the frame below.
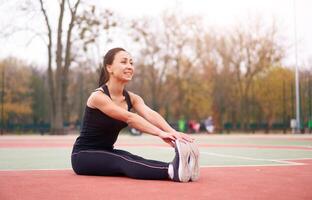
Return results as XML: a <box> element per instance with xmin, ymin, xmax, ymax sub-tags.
<box><xmin>71</xmin><ymin>47</ymin><xmax>199</xmax><ymax>182</ymax></box>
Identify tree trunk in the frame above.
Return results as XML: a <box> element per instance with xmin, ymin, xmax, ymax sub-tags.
<box><xmin>51</xmin><ymin>0</ymin><xmax>65</xmax><ymax>134</ymax></box>
<box><xmin>39</xmin><ymin>0</ymin><xmax>57</xmax><ymax>134</ymax></box>
<box><xmin>62</xmin><ymin>0</ymin><xmax>81</xmax><ymax>123</ymax></box>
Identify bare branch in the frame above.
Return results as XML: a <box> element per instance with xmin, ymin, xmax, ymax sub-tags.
<box><xmin>25</xmin><ymin>30</ymin><xmax>48</xmax><ymax>47</ymax></box>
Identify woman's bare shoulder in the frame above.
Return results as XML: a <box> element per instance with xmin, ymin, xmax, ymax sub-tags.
<box><xmin>87</xmin><ymin>88</ymin><xmax>109</xmax><ymax>108</ymax></box>
<box><xmin>127</xmin><ymin>91</ymin><xmax>144</xmax><ymax>106</ymax></box>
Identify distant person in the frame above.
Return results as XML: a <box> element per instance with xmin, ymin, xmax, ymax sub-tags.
<box><xmin>178</xmin><ymin>116</ymin><xmax>187</xmax><ymax>132</ymax></box>
<box><xmin>188</xmin><ymin>120</ymin><xmax>200</xmax><ymax>133</ymax></box>
<box><xmin>71</xmin><ymin>48</ymin><xmax>199</xmax><ymax>182</ymax></box>
<box><xmin>309</xmin><ymin>119</ymin><xmax>312</xmax><ymax>133</ymax></box>
<box><xmin>204</xmin><ymin>116</ymin><xmax>214</xmax><ymax>133</ymax></box>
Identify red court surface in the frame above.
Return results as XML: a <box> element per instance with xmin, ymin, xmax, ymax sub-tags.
<box><xmin>0</xmin><ymin>160</ymin><xmax>312</xmax><ymax>200</ymax></box>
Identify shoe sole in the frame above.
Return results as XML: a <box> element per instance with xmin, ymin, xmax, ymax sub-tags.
<box><xmin>176</xmin><ymin>140</ymin><xmax>191</xmax><ymax>182</ymax></box>
<box><xmin>189</xmin><ymin>142</ymin><xmax>200</xmax><ymax>181</ymax></box>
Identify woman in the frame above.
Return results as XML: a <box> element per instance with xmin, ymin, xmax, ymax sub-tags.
<box><xmin>71</xmin><ymin>47</ymin><xmax>199</xmax><ymax>182</ymax></box>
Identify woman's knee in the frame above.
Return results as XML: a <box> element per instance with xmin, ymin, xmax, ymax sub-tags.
<box><xmin>71</xmin><ymin>154</ymin><xmax>84</xmax><ymax>175</ymax></box>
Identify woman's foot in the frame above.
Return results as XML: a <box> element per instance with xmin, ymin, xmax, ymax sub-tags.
<box><xmin>188</xmin><ymin>141</ymin><xmax>200</xmax><ymax>181</ymax></box>
<box><xmin>170</xmin><ymin>139</ymin><xmax>191</xmax><ymax>182</ymax></box>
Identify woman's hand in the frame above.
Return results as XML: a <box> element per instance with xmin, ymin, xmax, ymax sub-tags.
<box><xmin>158</xmin><ymin>131</ymin><xmax>175</xmax><ymax>147</ymax></box>
<box><xmin>172</xmin><ymin>131</ymin><xmax>194</xmax><ymax>143</ymax></box>
<box><xmin>158</xmin><ymin>131</ymin><xmax>194</xmax><ymax>147</ymax></box>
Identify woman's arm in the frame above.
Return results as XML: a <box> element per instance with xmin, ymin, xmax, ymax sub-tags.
<box><xmin>88</xmin><ymin>91</ymin><xmax>190</xmax><ymax>145</ymax></box>
<box><xmin>129</xmin><ymin>92</ymin><xmax>193</xmax><ymax>141</ymax></box>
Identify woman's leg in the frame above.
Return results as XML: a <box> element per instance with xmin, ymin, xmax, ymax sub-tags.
<box><xmin>71</xmin><ymin>149</ymin><xmax>169</xmax><ymax>180</ymax></box>
<box><xmin>113</xmin><ymin>149</ymin><xmax>169</xmax><ymax>166</ymax></box>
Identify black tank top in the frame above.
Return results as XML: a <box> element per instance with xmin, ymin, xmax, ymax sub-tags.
<box><xmin>72</xmin><ymin>85</ymin><xmax>133</xmax><ymax>153</ymax></box>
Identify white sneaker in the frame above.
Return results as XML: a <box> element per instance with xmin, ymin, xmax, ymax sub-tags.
<box><xmin>171</xmin><ymin>139</ymin><xmax>191</xmax><ymax>182</ymax></box>
<box><xmin>188</xmin><ymin>141</ymin><xmax>200</xmax><ymax>181</ymax></box>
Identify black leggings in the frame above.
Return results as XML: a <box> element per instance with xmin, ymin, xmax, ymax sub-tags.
<box><xmin>71</xmin><ymin>149</ymin><xmax>169</xmax><ymax>180</ymax></box>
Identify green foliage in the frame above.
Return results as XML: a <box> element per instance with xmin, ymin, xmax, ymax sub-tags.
<box><xmin>254</xmin><ymin>66</ymin><xmax>294</xmax><ymax>125</ymax></box>
<box><xmin>30</xmin><ymin>67</ymin><xmax>49</xmax><ymax>124</ymax></box>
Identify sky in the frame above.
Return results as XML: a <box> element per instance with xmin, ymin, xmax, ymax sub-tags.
<box><xmin>0</xmin><ymin>0</ymin><xmax>311</xmax><ymax>69</ymax></box>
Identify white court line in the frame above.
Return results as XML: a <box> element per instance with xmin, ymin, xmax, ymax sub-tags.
<box><xmin>0</xmin><ymin>168</ymin><xmax>72</xmax><ymax>172</ymax></box>
<box><xmin>284</xmin><ymin>157</ymin><xmax>312</xmax><ymax>160</ymax></box>
<box><xmin>300</xmin><ymin>145</ymin><xmax>312</xmax><ymax>148</ymax></box>
<box><xmin>201</xmin><ymin>151</ymin><xmax>304</xmax><ymax>165</ymax></box>
<box><xmin>200</xmin><ymin>164</ymin><xmax>302</xmax><ymax>168</ymax></box>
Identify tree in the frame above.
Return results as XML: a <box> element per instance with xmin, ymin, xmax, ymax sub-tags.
<box><xmin>0</xmin><ymin>58</ymin><xmax>33</xmax><ymax>126</ymax></box>
<box><xmin>254</xmin><ymin>67</ymin><xmax>294</xmax><ymax>129</ymax></box>
<box><xmin>37</xmin><ymin>0</ymin><xmax>116</xmax><ymax>133</ymax></box>
<box><xmin>29</xmin><ymin>67</ymin><xmax>49</xmax><ymax>125</ymax></box>
<box><xmin>129</xmin><ymin>12</ymin><xmax>211</xmax><ymax>121</ymax></box>
<box><xmin>66</xmin><ymin>62</ymin><xmax>98</xmax><ymax>125</ymax></box>
<box><xmin>215</xmin><ymin>19</ymin><xmax>284</xmax><ymax>130</ymax></box>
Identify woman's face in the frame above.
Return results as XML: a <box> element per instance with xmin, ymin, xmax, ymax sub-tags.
<box><xmin>107</xmin><ymin>51</ymin><xmax>134</xmax><ymax>82</ymax></box>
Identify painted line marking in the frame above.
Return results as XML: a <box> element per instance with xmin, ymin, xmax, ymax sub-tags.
<box><xmin>300</xmin><ymin>145</ymin><xmax>312</xmax><ymax>148</ymax></box>
<box><xmin>0</xmin><ymin>168</ymin><xmax>72</xmax><ymax>172</ymax></box>
<box><xmin>200</xmin><ymin>151</ymin><xmax>305</xmax><ymax>165</ymax></box>
<box><xmin>200</xmin><ymin>164</ymin><xmax>300</xmax><ymax>168</ymax></box>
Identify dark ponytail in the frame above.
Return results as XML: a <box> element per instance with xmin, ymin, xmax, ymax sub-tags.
<box><xmin>98</xmin><ymin>47</ymin><xmax>126</xmax><ymax>87</ymax></box>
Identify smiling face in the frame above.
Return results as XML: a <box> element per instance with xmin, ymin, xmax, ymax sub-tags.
<box><xmin>106</xmin><ymin>51</ymin><xmax>134</xmax><ymax>83</ymax></box>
